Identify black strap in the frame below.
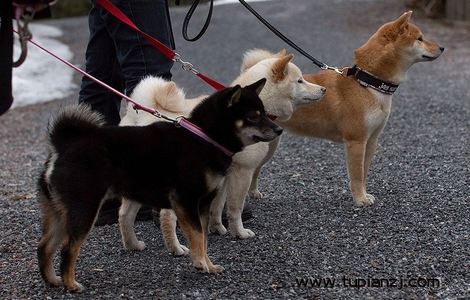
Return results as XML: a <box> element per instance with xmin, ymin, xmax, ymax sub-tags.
<box><xmin>182</xmin><ymin>0</ymin><xmax>213</xmax><ymax>42</ymax></box>
<box><xmin>237</xmin><ymin>0</ymin><xmax>328</xmax><ymax>69</ymax></box>
<box><xmin>346</xmin><ymin>65</ymin><xmax>399</xmax><ymax>95</ymax></box>
<box><xmin>0</xmin><ymin>1</ymin><xmax>14</xmax><ymax>116</ymax></box>
<box><xmin>181</xmin><ymin>0</ymin><xmax>330</xmax><ymax>69</ymax></box>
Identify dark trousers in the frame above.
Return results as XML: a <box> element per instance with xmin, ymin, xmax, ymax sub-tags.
<box><xmin>79</xmin><ymin>1</ymin><xmax>175</xmax><ymax>223</ymax></box>
<box><xmin>79</xmin><ymin>0</ymin><xmax>175</xmax><ymax>125</ymax></box>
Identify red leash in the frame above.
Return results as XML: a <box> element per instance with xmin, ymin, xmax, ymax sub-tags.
<box><xmin>13</xmin><ymin>29</ymin><xmax>161</xmax><ymax>116</ymax></box>
<box><xmin>95</xmin><ymin>0</ymin><xmax>225</xmax><ymax>91</ymax></box>
<box><xmin>17</xmin><ymin>30</ymin><xmax>233</xmax><ymax>155</ymax></box>
<box><xmin>96</xmin><ymin>0</ymin><xmax>276</xmax><ymax>121</ymax></box>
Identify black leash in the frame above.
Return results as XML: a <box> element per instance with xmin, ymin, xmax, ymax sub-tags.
<box><xmin>181</xmin><ymin>0</ymin><xmax>214</xmax><ymax>42</ymax></box>
<box><xmin>237</xmin><ymin>0</ymin><xmax>332</xmax><ymax>70</ymax></box>
<box><xmin>180</xmin><ymin>0</ymin><xmax>340</xmax><ymax>72</ymax></box>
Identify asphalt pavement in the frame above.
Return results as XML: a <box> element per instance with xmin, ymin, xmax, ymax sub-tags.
<box><xmin>0</xmin><ymin>0</ymin><xmax>469</xmax><ymax>299</ymax></box>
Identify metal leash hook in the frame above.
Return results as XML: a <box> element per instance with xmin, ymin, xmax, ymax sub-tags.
<box><xmin>322</xmin><ymin>65</ymin><xmax>348</xmax><ymax>77</ymax></box>
<box><xmin>13</xmin><ymin>6</ymin><xmax>34</xmax><ymax>68</ymax></box>
<box><xmin>173</xmin><ymin>53</ymin><xmax>199</xmax><ymax>75</ymax></box>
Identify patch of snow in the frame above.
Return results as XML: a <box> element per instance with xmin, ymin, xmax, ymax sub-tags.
<box><xmin>214</xmin><ymin>0</ymin><xmax>275</xmax><ymax>6</ymax></box>
<box><xmin>12</xmin><ymin>23</ymin><xmax>76</xmax><ymax>108</ymax></box>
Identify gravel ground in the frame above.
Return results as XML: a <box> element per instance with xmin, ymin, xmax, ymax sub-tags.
<box><xmin>1</xmin><ymin>0</ymin><xmax>469</xmax><ymax>299</ymax></box>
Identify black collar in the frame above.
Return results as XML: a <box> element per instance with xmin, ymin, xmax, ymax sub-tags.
<box><xmin>345</xmin><ymin>65</ymin><xmax>399</xmax><ymax>95</ymax></box>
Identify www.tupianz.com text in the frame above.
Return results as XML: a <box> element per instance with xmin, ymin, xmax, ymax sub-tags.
<box><xmin>295</xmin><ymin>276</ymin><xmax>441</xmax><ymax>289</ymax></box>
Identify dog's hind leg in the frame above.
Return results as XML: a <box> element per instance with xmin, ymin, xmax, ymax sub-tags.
<box><xmin>37</xmin><ymin>199</ymin><xmax>66</xmax><ymax>287</ymax></box>
<box><xmin>200</xmin><ymin>202</ymin><xmax>224</xmax><ymax>273</ymax></box>
<box><xmin>61</xmin><ymin>197</ymin><xmax>103</xmax><ymax>293</ymax></box>
<box><xmin>208</xmin><ymin>182</ymin><xmax>228</xmax><ymax>235</ymax></box>
<box><xmin>226</xmin><ymin>167</ymin><xmax>256</xmax><ymax>239</ymax></box>
<box><xmin>345</xmin><ymin>141</ymin><xmax>371</xmax><ymax>206</ymax></box>
<box><xmin>160</xmin><ymin>209</ymin><xmax>189</xmax><ymax>256</ymax></box>
<box><xmin>119</xmin><ymin>198</ymin><xmax>146</xmax><ymax>251</ymax></box>
<box><xmin>61</xmin><ymin>236</ymin><xmax>86</xmax><ymax>293</ymax></box>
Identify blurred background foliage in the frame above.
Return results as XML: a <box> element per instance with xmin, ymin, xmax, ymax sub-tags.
<box><xmin>50</xmin><ymin>0</ymin><xmax>205</xmax><ymax>18</ymax></box>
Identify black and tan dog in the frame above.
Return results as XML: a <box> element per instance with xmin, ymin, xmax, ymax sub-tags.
<box><xmin>37</xmin><ymin>79</ymin><xmax>282</xmax><ymax>293</ymax></box>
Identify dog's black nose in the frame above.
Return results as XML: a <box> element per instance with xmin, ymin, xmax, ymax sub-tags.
<box><xmin>274</xmin><ymin>127</ymin><xmax>283</xmax><ymax>136</ymax></box>
<box><xmin>439</xmin><ymin>46</ymin><xmax>445</xmax><ymax>52</ymax></box>
<box><xmin>321</xmin><ymin>87</ymin><xmax>327</xmax><ymax>94</ymax></box>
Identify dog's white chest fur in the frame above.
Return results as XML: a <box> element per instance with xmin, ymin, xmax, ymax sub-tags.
<box><xmin>365</xmin><ymin>89</ymin><xmax>393</xmax><ymax>136</ymax></box>
<box><xmin>233</xmin><ymin>142</ymin><xmax>270</xmax><ymax>168</ymax></box>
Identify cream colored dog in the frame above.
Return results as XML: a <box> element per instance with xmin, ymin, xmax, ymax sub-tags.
<box><xmin>118</xmin><ymin>50</ymin><xmax>326</xmax><ymax>255</ymax></box>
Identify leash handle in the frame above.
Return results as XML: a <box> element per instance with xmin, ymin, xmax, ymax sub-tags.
<box><xmin>182</xmin><ymin>0</ymin><xmax>338</xmax><ymax>71</ymax></box>
<box><xmin>182</xmin><ymin>0</ymin><xmax>214</xmax><ymax>42</ymax></box>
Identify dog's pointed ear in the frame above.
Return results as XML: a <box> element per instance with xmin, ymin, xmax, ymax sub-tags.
<box><xmin>276</xmin><ymin>48</ymin><xmax>286</xmax><ymax>57</ymax></box>
<box><xmin>247</xmin><ymin>78</ymin><xmax>267</xmax><ymax>96</ymax></box>
<box><xmin>394</xmin><ymin>11</ymin><xmax>412</xmax><ymax>33</ymax></box>
<box><xmin>227</xmin><ymin>85</ymin><xmax>242</xmax><ymax>107</ymax></box>
<box><xmin>271</xmin><ymin>53</ymin><xmax>294</xmax><ymax>82</ymax></box>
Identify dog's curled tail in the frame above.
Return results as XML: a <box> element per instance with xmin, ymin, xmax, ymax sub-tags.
<box><xmin>121</xmin><ymin>76</ymin><xmax>187</xmax><ymax>126</ymax></box>
<box><xmin>48</xmin><ymin>104</ymin><xmax>104</xmax><ymax>152</ymax></box>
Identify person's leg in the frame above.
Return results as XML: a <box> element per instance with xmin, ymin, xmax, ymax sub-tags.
<box><xmin>78</xmin><ymin>2</ymin><xmax>123</xmax><ymax>125</ymax></box>
<box><xmin>92</xmin><ymin>0</ymin><xmax>175</xmax><ymax>224</ymax></box>
<box><xmin>100</xmin><ymin>0</ymin><xmax>175</xmax><ymax>95</ymax></box>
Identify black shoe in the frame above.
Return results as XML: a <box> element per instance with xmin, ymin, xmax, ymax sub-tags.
<box><xmin>94</xmin><ymin>198</ymin><xmax>153</xmax><ymax>226</ymax></box>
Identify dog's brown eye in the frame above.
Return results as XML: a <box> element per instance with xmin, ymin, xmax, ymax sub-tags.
<box><xmin>417</xmin><ymin>36</ymin><xmax>423</xmax><ymax>42</ymax></box>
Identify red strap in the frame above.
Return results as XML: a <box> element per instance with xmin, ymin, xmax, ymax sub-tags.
<box><xmin>96</xmin><ymin>0</ymin><xmax>225</xmax><ymax>90</ymax></box>
<box><xmin>196</xmin><ymin>73</ymin><xmax>225</xmax><ymax>90</ymax></box>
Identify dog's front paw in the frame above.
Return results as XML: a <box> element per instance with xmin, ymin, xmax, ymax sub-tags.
<box><xmin>232</xmin><ymin>228</ymin><xmax>256</xmax><ymax>239</ymax></box>
<box><xmin>209</xmin><ymin>223</ymin><xmax>227</xmax><ymax>235</ymax></box>
<box><xmin>249</xmin><ymin>189</ymin><xmax>263</xmax><ymax>200</ymax></box>
<box><xmin>125</xmin><ymin>240</ymin><xmax>146</xmax><ymax>251</ymax></box>
<box><xmin>208</xmin><ymin>264</ymin><xmax>225</xmax><ymax>273</ymax></box>
<box><xmin>354</xmin><ymin>195</ymin><xmax>375</xmax><ymax>207</ymax></box>
<box><xmin>65</xmin><ymin>281</ymin><xmax>84</xmax><ymax>293</ymax></box>
<box><xmin>170</xmin><ymin>244</ymin><xmax>189</xmax><ymax>256</ymax></box>
<box><xmin>193</xmin><ymin>259</ymin><xmax>210</xmax><ymax>273</ymax></box>
<box><xmin>365</xmin><ymin>193</ymin><xmax>376</xmax><ymax>203</ymax></box>
<box><xmin>47</xmin><ymin>275</ymin><xmax>62</xmax><ymax>287</ymax></box>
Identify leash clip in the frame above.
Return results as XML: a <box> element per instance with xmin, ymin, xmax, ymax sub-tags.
<box><xmin>173</xmin><ymin>53</ymin><xmax>199</xmax><ymax>75</ymax></box>
<box><xmin>322</xmin><ymin>65</ymin><xmax>347</xmax><ymax>77</ymax></box>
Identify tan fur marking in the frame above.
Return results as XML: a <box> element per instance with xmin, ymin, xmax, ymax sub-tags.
<box><xmin>271</xmin><ymin>54</ymin><xmax>294</xmax><ymax>82</ymax></box>
<box><xmin>38</xmin><ymin>206</ymin><xmax>65</xmax><ymax>286</ymax></box>
<box><xmin>172</xmin><ymin>205</ymin><xmax>207</xmax><ymax>271</ymax></box>
<box><xmin>276</xmin><ymin>49</ymin><xmax>286</xmax><ymax>57</ymax></box>
<box><xmin>62</xmin><ymin>239</ymin><xmax>85</xmax><ymax>292</ymax></box>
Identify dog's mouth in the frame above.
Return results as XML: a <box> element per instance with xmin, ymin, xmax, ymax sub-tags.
<box><xmin>251</xmin><ymin>135</ymin><xmax>272</xmax><ymax>142</ymax></box>
<box><xmin>302</xmin><ymin>96</ymin><xmax>322</xmax><ymax>102</ymax></box>
<box><xmin>422</xmin><ymin>54</ymin><xmax>438</xmax><ymax>61</ymax></box>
